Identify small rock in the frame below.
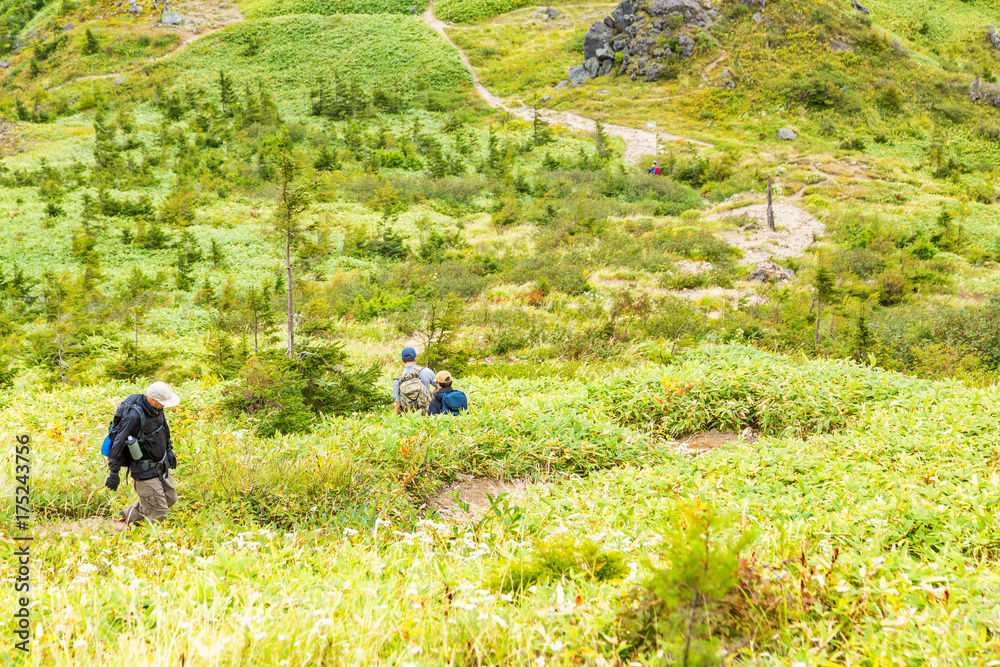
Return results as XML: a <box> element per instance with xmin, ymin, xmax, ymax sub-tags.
<box><xmin>598</xmin><ymin>89</ymin><xmax>609</xmax><ymax>95</ymax></box>
<box><xmin>851</xmin><ymin>0</ymin><xmax>869</xmax><ymax>14</ymax></box>
<box><xmin>541</xmin><ymin>95</ymin><xmax>552</xmax><ymax>102</ymax></box>
<box><xmin>554</xmin><ymin>80</ymin><xmax>569</xmax><ymax>89</ymax></box>
<box><xmin>60</xmin><ymin>23</ymin><xmax>75</xmax><ymax>32</ymax></box>
<box><xmin>645</xmin><ymin>121</ymin><xmax>656</xmax><ymax>130</ymax></box>
<box><xmin>191</xmin><ymin>25</ymin><xmax>200</xmax><ymax>33</ymax></box>
<box><xmin>777</xmin><ymin>128</ymin><xmax>798</xmax><ymax>141</ymax></box>
<box><xmin>583</xmin><ymin>56</ymin><xmax>600</xmax><ymax>77</ymax></box>
<box><xmin>720</xmin><ymin>70</ymin><xmax>736</xmax><ymax>90</ymax></box>
<box><xmin>677</xmin><ymin>34</ymin><xmax>695</xmax><ymax>59</ymax></box>
<box><xmin>0</xmin><ymin>59</ymin><xmax>10</xmax><ymax>68</ymax></box>
<box><xmin>747</xmin><ymin>260</ymin><xmax>793</xmax><ymax>283</ymax></box>
<box><xmin>220</xmin><ymin>2</ymin><xmax>228</xmax><ymax>6</ymax></box>
<box><xmin>828</xmin><ymin>38</ymin><xmax>853</xmax><ymax>52</ymax></box>
<box><xmin>161</xmin><ymin>10</ymin><xmax>183</xmax><ymax>25</ymax></box>
<box><xmin>406</xmin><ymin>5</ymin><xmax>417</xmax><ymax>13</ymax></box>
<box><xmin>644</xmin><ymin>63</ymin><xmax>664</xmax><ymax>82</ymax></box>
<box><xmin>455</xmin><ymin>472</ymin><xmax>474</xmax><ymax>482</ymax></box>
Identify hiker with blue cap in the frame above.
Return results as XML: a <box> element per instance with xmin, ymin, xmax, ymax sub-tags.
<box><xmin>393</xmin><ymin>347</ymin><xmax>437</xmax><ymax>415</ymax></box>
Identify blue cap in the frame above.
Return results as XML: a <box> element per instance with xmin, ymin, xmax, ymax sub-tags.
<box><xmin>402</xmin><ymin>347</ymin><xmax>417</xmax><ymax>361</ymax></box>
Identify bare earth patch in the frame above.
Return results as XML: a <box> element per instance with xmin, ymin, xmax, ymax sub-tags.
<box><xmin>427</xmin><ymin>476</ymin><xmax>538</xmax><ymax>521</ymax></box>
<box><xmin>677</xmin><ymin>428</ymin><xmax>756</xmax><ymax>455</ymax></box>
<box><xmin>710</xmin><ymin>203</ymin><xmax>825</xmax><ymax>265</ymax></box>
<box><xmin>37</xmin><ymin>517</ymin><xmax>125</xmax><ymax>536</ymax></box>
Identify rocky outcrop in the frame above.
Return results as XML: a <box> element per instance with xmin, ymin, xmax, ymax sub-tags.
<box><xmin>970</xmin><ymin>75</ymin><xmax>1000</xmax><ymax>108</ymax></box>
<box><xmin>851</xmin><ymin>0</ymin><xmax>869</xmax><ymax>15</ymax></box>
<box><xmin>989</xmin><ymin>26</ymin><xmax>1000</xmax><ymax>51</ymax></box>
<box><xmin>747</xmin><ymin>260</ymin><xmax>793</xmax><ymax>283</ymax></box>
<box><xmin>777</xmin><ymin>128</ymin><xmax>797</xmax><ymax>141</ymax></box>
<box><xmin>557</xmin><ymin>0</ymin><xmax>715</xmax><ymax>86</ymax></box>
<box><xmin>534</xmin><ymin>7</ymin><xmax>562</xmax><ymax>21</ymax></box>
<box><xmin>828</xmin><ymin>38</ymin><xmax>852</xmax><ymax>52</ymax></box>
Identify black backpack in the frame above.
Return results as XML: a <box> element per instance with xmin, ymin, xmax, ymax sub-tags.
<box><xmin>99</xmin><ymin>395</ymin><xmax>147</xmax><ymax>458</ymax></box>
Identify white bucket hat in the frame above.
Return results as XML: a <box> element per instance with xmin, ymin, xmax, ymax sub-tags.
<box><xmin>146</xmin><ymin>381</ymin><xmax>180</xmax><ymax>408</ymax></box>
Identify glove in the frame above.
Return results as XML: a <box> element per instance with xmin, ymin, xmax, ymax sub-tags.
<box><xmin>105</xmin><ymin>473</ymin><xmax>120</xmax><ymax>491</ymax></box>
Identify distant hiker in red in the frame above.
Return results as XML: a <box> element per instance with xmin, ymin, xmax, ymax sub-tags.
<box><xmin>648</xmin><ymin>161</ymin><xmax>661</xmax><ymax>176</ymax></box>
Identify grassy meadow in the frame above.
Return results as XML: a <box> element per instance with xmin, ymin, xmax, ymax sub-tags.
<box><xmin>0</xmin><ymin>0</ymin><xmax>999</xmax><ymax>663</ymax></box>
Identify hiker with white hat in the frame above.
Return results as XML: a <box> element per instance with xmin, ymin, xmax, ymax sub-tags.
<box><xmin>104</xmin><ymin>381</ymin><xmax>181</xmax><ymax>525</ymax></box>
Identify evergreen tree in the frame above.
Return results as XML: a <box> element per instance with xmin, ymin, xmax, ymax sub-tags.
<box><xmin>83</xmin><ymin>28</ymin><xmax>100</xmax><ymax>55</ymax></box>
<box><xmin>595</xmin><ymin>118</ymin><xmax>610</xmax><ymax>164</ymax></box>
<box><xmin>532</xmin><ymin>107</ymin><xmax>552</xmax><ymax>146</ymax></box>
<box><xmin>853</xmin><ymin>310</ymin><xmax>873</xmax><ymax>362</ymax></box>
<box><xmin>210</xmin><ymin>239</ymin><xmax>226</xmax><ymax>268</ymax></box>
<box><xmin>242</xmin><ymin>281</ymin><xmax>277</xmax><ymax>354</ymax></box>
<box><xmin>813</xmin><ymin>266</ymin><xmax>836</xmax><ymax>349</ymax></box>
<box><xmin>273</xmin><ymin>150</ymin><xmax>312</xmax><ymax>358</ymax></box>
<box><xmin>218</xmin><ymin>69</ymin><xmax>234</xmax><ymax>116</ymax></box>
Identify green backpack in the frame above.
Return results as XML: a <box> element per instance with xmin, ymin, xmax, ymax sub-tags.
<box><xmin>397</xmin><ymin>366</ymin><xmax>431</xmax><ymax>413</ymax></box>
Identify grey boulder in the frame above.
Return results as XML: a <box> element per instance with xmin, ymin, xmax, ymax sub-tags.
<box><xmin>584</xmin><ymin>20</ymin><xmax>614</xmax><ymax>60</ymax></box>
<box><xmin>678</xmin><ymin>34</ymin><xmax>695</xmax><ymax>58</ymax></box>
<box><xmin>648</xmin><ymin>0</ymin><xmax>713</xmax><ymax>29</ymax></box>
<box><xmin>567</xmin><ymin>65</ymin><xmax>591</xmax><ymax>84</ymax></box>
<box><xmin>990</xmin><ymin>26</ymin><xmax>1000</xmax><ymax>51</ymax></box>
<box><xmin>161</xmin><ymin>11</ymin><xmax>183</xmax><ymax>24</ymax></box>
<box><xmin>777</xmin><ymin>128</ymin><xmax>798</xmax><ymax>140</ymax></box>
<box><xmin>747</xmin><ymin>260</ymin><xmax>793</xmax><ymax>283</ymax></box>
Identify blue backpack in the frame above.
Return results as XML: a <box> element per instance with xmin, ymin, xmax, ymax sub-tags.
<box><xmin>440</xmin><ymin>390</ymin><xmax>468</xmax><ymax>416</ymax></box>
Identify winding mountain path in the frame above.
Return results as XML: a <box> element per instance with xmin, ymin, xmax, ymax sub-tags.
<box><xmin>49</xmin><ymin>1</ymin><xmax>243</xmax><ymax>92</ymax></box>
<box><xmin>420</xmin><ymin>0</ymin><xmax>711</xmax><ymax>163</ymax></box>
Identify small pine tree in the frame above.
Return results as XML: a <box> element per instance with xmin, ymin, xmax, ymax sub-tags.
<box><xmin>595</xmin><ymin>118</ymin><xmax>610</xmax><ymax>163</ymax></box>
<box><xmin>210</xmin><ymin>239</ymin><xmax>226</xmax><ymax>268</ymax></box>
<box><xmin>532</xmin><ymin>107</ymin><xmax>552</xmax><ymax>146</ymax></box>
<box><xmin>813</xmin><ymin>265</ymin><xmax>836</xmax><ymax>349</ymax></box>
<box><xmin>853</xmin><ymin>310</ymin><xmax>873</xmax><ymax>362</ymax></box>
<box><xmin>83</xmin><ymin>28</ymin><xmax>100</xmax><ymax>55</ymax></box>
<box><xmin>218</xmin><ymin>69</ymin><xmax>234</xmax><ymax>116</ymax></box>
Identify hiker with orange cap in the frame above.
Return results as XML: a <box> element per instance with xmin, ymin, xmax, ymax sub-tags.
<box><xmin>428</xmin><ymin>370</ymin><xmax>468</xmax><ymax>416</ymax></box>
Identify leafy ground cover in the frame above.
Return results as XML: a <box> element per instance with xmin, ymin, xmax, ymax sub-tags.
<box><xmin>161</xmin><ymin>15</ymin><xmax>474</xmax><ymax>115</ymax></box>
<box><xmin>2</xmin><ymin>345</ymin><xmax>1000</xmax><ymax>664</ymax></box>
<box><xmin>241</xmin><ymin>0</ymin><xmax>428</xmax><ymax>19</ymax></box>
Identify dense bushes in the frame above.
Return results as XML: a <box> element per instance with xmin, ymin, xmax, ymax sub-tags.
<box><xmin>220</xmin><ymin>344</ymin><xmax>388</xmax><ymax>436</ymax></box>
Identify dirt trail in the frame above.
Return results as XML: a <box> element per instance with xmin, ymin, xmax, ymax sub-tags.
<box><xmin>49</xmin><ymin>0</ymin><xmax>243</xmax><ymax>92</ymax></box>
<box><xmin>420</xmin><ymin>0</ymin><xmax>711</xmax><ymax>163</ymax></box>
<box><xmin>710</xmin><ymin>202</ymin><xmax>825</xmax><ymax>265</ymax></box>
<box><xmin>426</xmin><ymin>476</ymin><xmax>536</xmax><ymax>521</ymax></box>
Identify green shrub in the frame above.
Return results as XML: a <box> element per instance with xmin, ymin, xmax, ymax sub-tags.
<box><xmin>242</xmin><ymin>0</ymin><xmax>425</xmax><ymax>18</ymax></box>
<box><xmin>436</xmin><ymin>0</ymin><xmax>531</xmax><ymax>23</ymax></box>
<box><xmin>488</xmin><ymin>537</ymin><xmax>627</xmax><ymax>593</ymax></box>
